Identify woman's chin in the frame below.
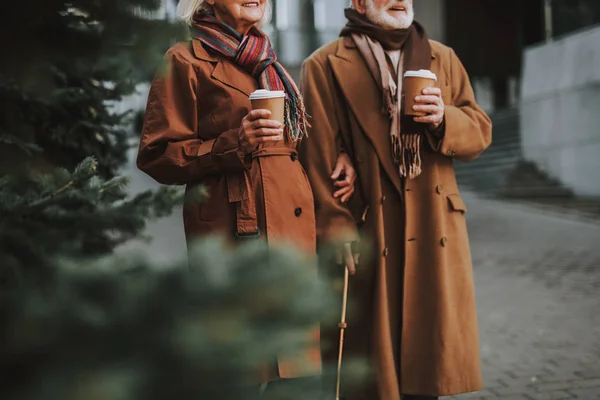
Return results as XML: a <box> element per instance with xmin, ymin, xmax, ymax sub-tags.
<box><xmin>239</xmin><ymin>9</ymin><xmax>264</xmax><ymax>24</ymax></box>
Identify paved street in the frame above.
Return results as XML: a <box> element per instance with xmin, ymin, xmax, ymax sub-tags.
<box><xmin>451</xmin><ymin>192</ymin><xmax>600</xmax><ymax>400</ymax></box>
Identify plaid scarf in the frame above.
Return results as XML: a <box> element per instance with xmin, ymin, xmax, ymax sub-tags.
<box><xmin>191</xmin><ymin>12</ymin><xmax>308</xmax><ymax>142</ymax></box>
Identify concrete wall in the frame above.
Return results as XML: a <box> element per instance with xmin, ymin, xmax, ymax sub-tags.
<box><xmin>413</xmin><ymin>0</ymin><xmax>445</xmax><ymax>43</ymax></box>
<box><xmin>520</xmin><ymin>25</ymin><xmax>600</xmax><ymax>197</ymax></box>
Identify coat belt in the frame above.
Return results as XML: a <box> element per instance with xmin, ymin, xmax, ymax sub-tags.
<box><xmin>226</xmin><ymin>146</ymin><xmax>297</xmax><ymax>239</ymax></box>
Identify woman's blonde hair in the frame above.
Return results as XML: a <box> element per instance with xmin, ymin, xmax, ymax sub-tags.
<box><xmin>177</xmin><ymin>0</ymin><xmax>273</xmax><ymax>27</ymax></box>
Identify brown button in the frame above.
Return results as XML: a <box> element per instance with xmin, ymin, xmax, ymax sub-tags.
<box><xmin>290</xmin><ymin>153</ymin><xmax>298</xmax><ymax>162</ymax></box>
<box><xmin>383</xmin><ymin>248</ymin><xmax>389</xmax><ymax>257</ymax></box>
<box><xmin>381</xmin><ymin>195</ymin><xmax>386</xmax><ymax>204</ymax></box>
<box><xmin>294</xmin><ymin>208</ymin><xmax>302</xmax><ymax>217</ymax></box>
<box><xmin>436</xmin><ymin>184</ymin><xmax>443</xmax><ymax>194</ymax></box>
<box><xmin>441</xmin><ymin>237</ymin><xmax>448</xmax><ymax>246</ymax></box>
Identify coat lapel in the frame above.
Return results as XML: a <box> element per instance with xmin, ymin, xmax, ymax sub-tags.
<box><xmin>329</xmin><ymin>39</ymin><xmax>404</xmax><ymax>194</ymax></box>
<box><xmin>192</xmin><ymin>39</ymin><xmax>256</xmax><ymax>97</ymax></box>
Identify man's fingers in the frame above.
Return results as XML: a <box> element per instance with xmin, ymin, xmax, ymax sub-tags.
<box><xmin>413</xmin><ymin>104</ymin><xmax>439</xmax><ymax>113</ymax></box>
<box><xmin>414</xmin><ymin>115</ymin><xmax>441</xmax><ymax>124</ymax></box>
<box><xmin>414</xmin><ymin>95</ymin><xmax>441</xmax><ymax>104</ymax></box>
<box><xmin>422</xmin><ymin>87</ymin><xmax>442</xmax><ymax>96</ymax></box>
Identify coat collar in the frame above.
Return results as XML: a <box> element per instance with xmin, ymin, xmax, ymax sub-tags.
<box><xmin>191</xmin><ymin>39</ymin><xmax>256</xmax><ymax>97</ymax></box>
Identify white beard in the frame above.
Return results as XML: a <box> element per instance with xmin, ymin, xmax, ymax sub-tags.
<box><xmin>364</xmin><ymin>0</ymin><xmax>414</xmax><ymax>30</ymax></box>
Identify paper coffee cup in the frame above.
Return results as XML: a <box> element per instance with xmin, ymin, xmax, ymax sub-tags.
<box><xmin>403</xmin><ymin>69</ymin><xmax>437</xmax><ymax>117</ymax></box>
<box><xmin>249</xmin><ymin>89</ymin><xmax>286</xmax><ymax>124</ymax></box>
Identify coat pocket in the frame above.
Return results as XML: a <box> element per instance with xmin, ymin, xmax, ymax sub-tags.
<box><xmin>447</xmin><ymin>193</ymin><xmax>467</xmax><ymax>214</ymax></box>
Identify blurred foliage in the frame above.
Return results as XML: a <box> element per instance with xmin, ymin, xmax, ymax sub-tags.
<box><xmin>0</xmin><ymin>0</ymin><xmax>186</xmax><ymax>177</ymax></box>
<box><xmin>0</xmin><ymin>157</ymin><xmax>185</xmax><ymax>286</ymax></box>
<box><xmin>0</xmin><ymin>1</ymin><xmax>187</xmax><ymax>280</ymax></box>
<box><xmin>0</xmin><ymin>238</ymin><xmax>368</xmax><ymax>400</ymax></box>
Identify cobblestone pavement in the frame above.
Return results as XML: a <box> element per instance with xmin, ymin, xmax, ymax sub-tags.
<box><xmin>448</xmin><ymin>192</ymin><xmax>600</xmax><ymax>400</ymax></box>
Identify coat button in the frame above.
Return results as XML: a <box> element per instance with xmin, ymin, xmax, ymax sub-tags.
<box><xmin>290</xmin><ymin>153</ymin><xmax>298</xmax><ymax>162</ymax></box>
<box><xmin>381</xmin><ymin>195</ymin><xmax>386</xmax><ymax>204</ymax></box>
<box><xmin>440</xmin><ymin>237</ymin><xmax>448</xmax><ymax>246</ymax></box>
<box><xmin>294</xmin><ymin>207</ymin><xmax>302</xmax><ymax>217</ymax></box>
<box><xmin>383</xmin><ymin>248</ymin><xmax>389</xmax><ymax>257</ymax></box>
<box><xmin>436</xmin><ymin>184</ymin><xmax>443</xmax><ymax>194</ymax></box>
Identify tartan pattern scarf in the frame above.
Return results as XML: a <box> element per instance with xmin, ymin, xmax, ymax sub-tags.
<box><xmin>191</xmin><ymin>12</ymin><xmax>308</xmax><ymax>142</ymax></box>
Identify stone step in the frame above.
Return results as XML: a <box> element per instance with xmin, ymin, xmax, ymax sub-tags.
<box><xmin>501</xmin><ymin>185</ymin><xmax>574</xmax><ymax>198</ymax></box>
<box><xmin>455</xmin><ymin>155</ymin><xmax>522</xmax><ymax>173</ymax></box>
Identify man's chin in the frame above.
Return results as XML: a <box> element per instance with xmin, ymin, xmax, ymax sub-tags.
<box><xmin>381</xmin><ymin>19</ymin><xmax>414</xmax><ymax>30</ymax></box>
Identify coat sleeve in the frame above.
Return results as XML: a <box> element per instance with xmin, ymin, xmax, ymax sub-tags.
<box><xmin>426</xmin><ymin>47</ymin><xmax>492</xmax><ymax>163</ymax></box>
<box><xmin>299</xmin><ymin>56</ymin><xmax>359</xmax><ymax>244</ymax></box>
<box><xmin>137</xmin><ymin>48</ymin><xmax>249</xmax><ymax>185</ymax></box>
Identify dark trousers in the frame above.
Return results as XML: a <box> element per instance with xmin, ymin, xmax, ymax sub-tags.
<box><xmin>257</xmin><ymin>378</ymin><xmax>438</xmax><ymax>400</ymax></box>
<box><xmin>258</xmin><ymin>377</ymin><xmax>322</xmax><ymax>400</ymax></box>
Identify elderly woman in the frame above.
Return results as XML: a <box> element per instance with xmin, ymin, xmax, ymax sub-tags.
<box><xmin>136</xmin><ymin>0</ymin><xmax>355</xmax><ymax>397</ymax></box>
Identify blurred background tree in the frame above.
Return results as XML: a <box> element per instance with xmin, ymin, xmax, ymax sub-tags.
<box><xmin>0</xmin><ymin>0</ymin><xmax>187</xmax><ymax>283</ymax></box>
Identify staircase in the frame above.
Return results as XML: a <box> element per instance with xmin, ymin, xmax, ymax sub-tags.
<box><xmin>453</xmin><ymin>107</ymin><xmax>600</xmax><ymax>220</ymax></box>
<box><xmin>455</xmin><ymin>107</ymin><xmax>523</xmax><ymax>193</ymax></box>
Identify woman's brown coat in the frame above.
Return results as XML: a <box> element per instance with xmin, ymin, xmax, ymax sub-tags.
<box><xmin>300</xmin><ymin>37</ymin><xmax>492</xmax><ymax>398</ymax></box>
<box><xmin>137</xmin><ymin>40</ymin><xmax>320</xmax><ymax>380</ymax></box>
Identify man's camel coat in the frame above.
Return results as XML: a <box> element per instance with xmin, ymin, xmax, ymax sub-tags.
<box><xmin>299</xmin><ymin>37</ymin><xmax>492</xmax><ymax>398</ymax></box>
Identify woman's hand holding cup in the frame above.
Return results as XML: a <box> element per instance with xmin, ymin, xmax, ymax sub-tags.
<box><xmin>238</xmin><ymin>109</ymin><xmax>284</xmax><ymax>155</ymax></box>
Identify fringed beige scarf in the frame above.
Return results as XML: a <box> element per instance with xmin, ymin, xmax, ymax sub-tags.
<box><xmin>341</xmin><ymin>9</ymin><xmax>432</xmax><ymax>179</ymax></box>
<box><xmin>353</xmin><ymin>34</ymin><xmax>422</xmax><ymax>178</ymax></box>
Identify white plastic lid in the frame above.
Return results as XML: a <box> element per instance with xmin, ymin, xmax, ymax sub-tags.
<box><xmin>249</xmin><ymin>89</ymin><xmax>286</xmax><ymax>100</ymax></box>
<box><xmin>403</xmin><ymin>69</ymin><xmax>437</xmax><ymax>81</ymax></box>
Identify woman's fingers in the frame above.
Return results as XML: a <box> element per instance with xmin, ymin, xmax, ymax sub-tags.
<box><xmin>340</xmin><ymin>189</ymin><xmax>355</xmax><ymax>204</ymax></box>
<box><xmin>334</xmin><ymin>185</ymin><xmax>353</xmax><ymax>200</ymax></box>
<box><xmin>246</xmin><ymin>109</ymin><xmax>272</xmax><ymax>121</ymax></box>
<box><xmin>251</xmin><ymin>118</ymin><xmax>283</xmax><ymax>130</ymax></box>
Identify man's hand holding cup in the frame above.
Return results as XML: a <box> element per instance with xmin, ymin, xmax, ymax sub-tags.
<box><xmin>403</xmin><ymin>69</ymin><xmax>445</xmax><ymax>130</ymax></box>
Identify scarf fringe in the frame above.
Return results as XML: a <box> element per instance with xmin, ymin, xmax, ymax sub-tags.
<box><xmin>392</xmin><ymin>133</ymin><xmax>422</xmax><ymax>179</ymax></box>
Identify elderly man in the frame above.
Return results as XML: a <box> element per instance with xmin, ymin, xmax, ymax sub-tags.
<box><xmin>299</xmin><ymin>1</ymin><xmax>492</xmax><ymax>399</ymax></box>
